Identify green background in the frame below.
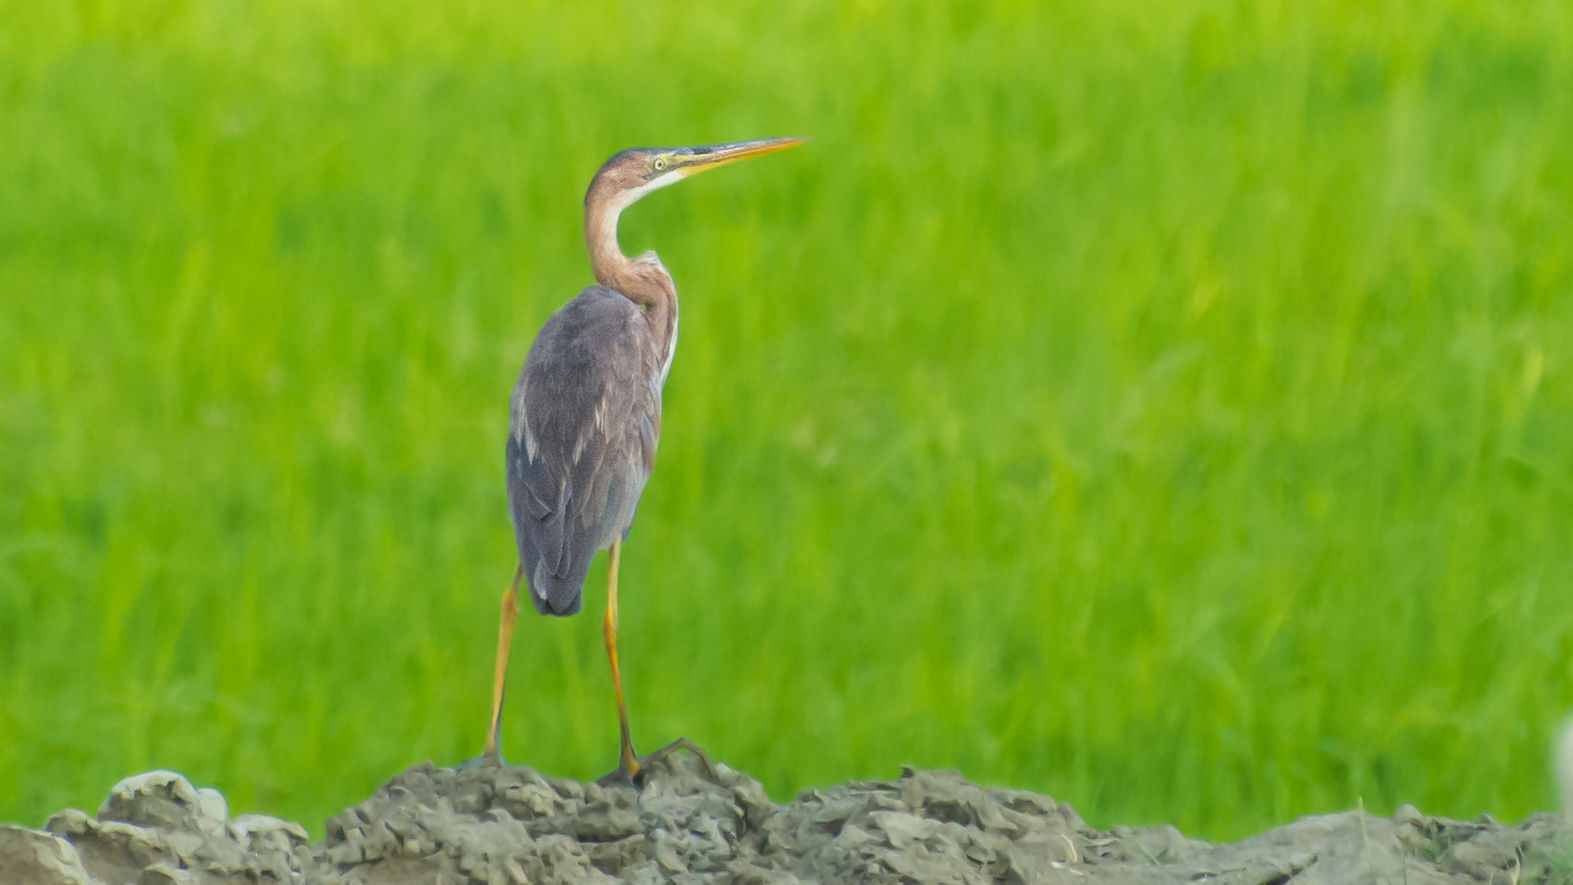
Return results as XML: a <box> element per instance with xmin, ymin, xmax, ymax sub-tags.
<box><xmin>2</xmin><ymin>0</ymin><xmax>1571</xmax><ymax>841</ymax></box>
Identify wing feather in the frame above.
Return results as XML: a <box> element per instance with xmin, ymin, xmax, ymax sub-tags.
<box><xmin>506</xmin><ymin>286</ymin><xmax>663</xmax><ymax>616</ymax></box>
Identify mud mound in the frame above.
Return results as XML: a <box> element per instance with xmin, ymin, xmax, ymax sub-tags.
<box><xmin>3</xmin><ymin>759</ymin><xmax>1569</xmax><ymax>884</ymax></box>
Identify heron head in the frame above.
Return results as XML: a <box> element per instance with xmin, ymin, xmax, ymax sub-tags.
<box><xmin>592</xmin><ymin>138</ymin><xmax>806</xmax><ymax>207</ymax></box>
<box><xmin>583</xmin><ymin>137</ymin><xmax>805</xmax><ymax>292</ymax></box>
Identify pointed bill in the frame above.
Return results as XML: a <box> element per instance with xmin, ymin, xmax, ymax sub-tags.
<box><xmin>671</xmin><ymin>137</ymin><xmax>806</xmax><ymax>176</ymax></box>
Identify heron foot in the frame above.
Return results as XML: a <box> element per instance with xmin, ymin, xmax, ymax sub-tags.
<box><xmin>595</xmin><ymin>737</ymin><xmax>718</xmax><ymax>789</ymax></box>
<box><xmin>457</xmin><ymin>748</ymin><xmax>508</xmax><ymax>770</ymax></box>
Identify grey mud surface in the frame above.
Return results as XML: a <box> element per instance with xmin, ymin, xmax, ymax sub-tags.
<box><xmin>4</xmin><ymin>760</ymin><xmax>1570</xmax><ymax>884</ymax></box>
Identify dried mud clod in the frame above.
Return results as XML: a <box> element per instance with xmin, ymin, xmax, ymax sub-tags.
<box><xmin>4</xmin><ymin>760</ymin><xmax>1571</xmax><ymax>885</ymax></box>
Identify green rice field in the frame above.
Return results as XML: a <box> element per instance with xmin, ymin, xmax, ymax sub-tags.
<box><xmin>2</xmin><ymin>0</ymin><xmax>1571</xmax><ymax>841</ymax></box>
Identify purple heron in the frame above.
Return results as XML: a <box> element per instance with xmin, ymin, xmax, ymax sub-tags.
<box><xmin>482</xmin><ymin>138</ymin><xmax>804</xmax><ymax>784</ymax></box>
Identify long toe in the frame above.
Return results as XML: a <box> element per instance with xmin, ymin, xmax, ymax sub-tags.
<box><xmin>639</xmin><ymin>738</ymin><xmax>720</xmax><ymax>785</ymax></box>
<box><xmin>458</xmin><ymin>749</ymin><xmax>508</xmax><ymax>770</ymax></box>
<box><xmin>595</xmin><ymin>759</ymin><xmax>642</xmax><ymax>789</ymax></box>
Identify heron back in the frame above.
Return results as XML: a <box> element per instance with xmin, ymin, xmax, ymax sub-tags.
<box><xmin>507</xmin><ymin>286</ymin><xmax>663</xmax><ymax>615</ymax></box>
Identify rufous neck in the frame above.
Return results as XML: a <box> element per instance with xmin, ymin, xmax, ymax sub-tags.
<box><xmin>583</xmin><ymin>175</ymin><xmax>679</xmax><ymax>358</ymax></box>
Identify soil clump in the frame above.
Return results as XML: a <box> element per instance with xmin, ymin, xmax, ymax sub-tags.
<box><xmin>3</xmin><ymin>759</ymin><xmax>1568</xmax><ymax>884</ymax></box>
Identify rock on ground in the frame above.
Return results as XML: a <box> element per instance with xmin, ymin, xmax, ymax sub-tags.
<box><xmin>3</xmin><ymin>758</ymin><xmax>1570</xmax><ymax>884</ymax></box>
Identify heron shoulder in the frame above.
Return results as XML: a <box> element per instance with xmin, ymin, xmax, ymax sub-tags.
<box><xmin>531</xmin><ymin>285</ymin><xmax>647</xmax><ymax>350</ymax></box>
<box><xmin>509</xmin><ymin>286</ymin><xmax>663</xmax><ymax>459</ymax></box>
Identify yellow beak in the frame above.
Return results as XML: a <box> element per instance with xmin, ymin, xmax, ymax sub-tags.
<box><xmin>673</xmin><ymin>137</ymin><xmax>806</xmax><ymax>176</ymax></box>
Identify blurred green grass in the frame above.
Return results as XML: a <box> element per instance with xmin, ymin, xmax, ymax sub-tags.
<box><xmin>2</xmin><ymin>0</ymin><xmax>1571</xmax><ymax>841</ymax></box>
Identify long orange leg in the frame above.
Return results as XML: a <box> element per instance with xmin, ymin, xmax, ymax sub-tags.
<box><xmin>601</xmin><ymin>539</ymin><xmax>641</xmax><ymax>779</ymax></box>
<box><xmin>596</xmin><ymin>541</ymin><xmax>718</xmax><ymax>786</ymax></box>
<box><xmin>483</xmin><ymin>563</ymin><xmax>523</xmax><ymax>760</ymax></box>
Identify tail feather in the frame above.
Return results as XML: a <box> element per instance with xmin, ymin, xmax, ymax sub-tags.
<box><xmin>527</xmin><ymin>560</ymin><xmax>586</xmax><ymax>616</ymax></box>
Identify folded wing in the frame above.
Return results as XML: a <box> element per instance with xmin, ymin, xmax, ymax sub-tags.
<box><xmin>506</xmin><ymin>287</ymin><xmax>662</xmax><ymax>616</ymax></box>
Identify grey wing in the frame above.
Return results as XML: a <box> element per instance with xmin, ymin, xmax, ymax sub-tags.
<box><xmin>506</xmin><ymin>287</ymin><xmax>663</xmax><ymax>617</ymax></box>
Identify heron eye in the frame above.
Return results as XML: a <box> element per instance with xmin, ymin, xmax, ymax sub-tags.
<box><xmin>653</xmin><ymin>158</ymin><xmax>667</xmax><ymax>172</ymax></box>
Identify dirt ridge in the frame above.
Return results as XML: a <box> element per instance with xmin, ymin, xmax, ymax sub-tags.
<box><xmin>3</xmin><ymin>758</ymin><xmax>1568</xmax><ymax>884</ymax></box>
